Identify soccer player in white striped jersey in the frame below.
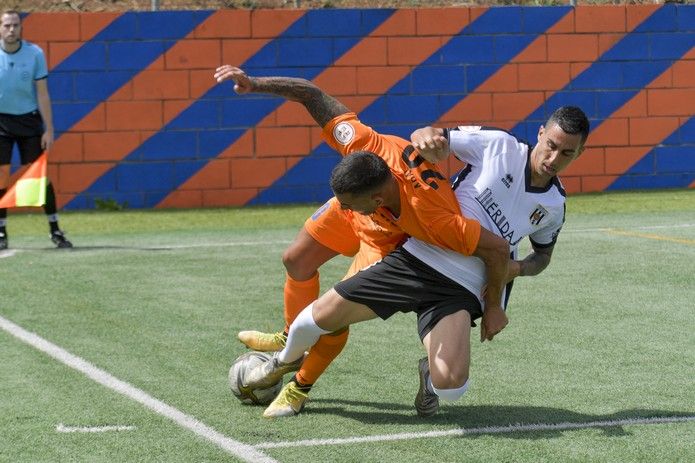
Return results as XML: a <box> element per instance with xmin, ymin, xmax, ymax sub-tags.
<box><xmin>248</xmin><ymin>106</ymin><xmax>589</xmax><ymax>417</ymax></box>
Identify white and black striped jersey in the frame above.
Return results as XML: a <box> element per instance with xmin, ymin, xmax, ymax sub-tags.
<box><xmin>402</xmin><ymin>126</ymin><xmax>567</xmax><ymax>305</ymax></box>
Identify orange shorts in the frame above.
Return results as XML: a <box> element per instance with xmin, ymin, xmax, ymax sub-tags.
<box><xmin>304</xmin><ymin>197</ymin><xmax>360</xmax><ymax>257</ymax></box>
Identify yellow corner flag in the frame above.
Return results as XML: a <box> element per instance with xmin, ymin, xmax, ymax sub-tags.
<box><xmin>0</xmin><ymin>153</ymin><xmax>48</xmax><ymax>208</ymax></box>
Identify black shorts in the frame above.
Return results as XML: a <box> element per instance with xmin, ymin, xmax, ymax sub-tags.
<box><xmin>334</xmin><ymin>247</ymin><xmax>483</xmax><ymax>340</ymax></box>
<box><xmin>0</xmin><ymin>112</ymin><xmax>44</xmax><ymax>165</ymax></box>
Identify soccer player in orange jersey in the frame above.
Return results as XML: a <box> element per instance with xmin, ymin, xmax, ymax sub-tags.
<box><xmin>214</xmin><ymin>65</ymin><xmax>510</xmax><ymax>414</ymax></box>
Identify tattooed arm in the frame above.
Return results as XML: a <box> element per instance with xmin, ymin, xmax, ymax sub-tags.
<box><xmin>214</xmin><ymin>65</ymin><xmax>349</xmax><ymax>127</ymax></box>
<box><xmin>507</xmin><ymin>244</ymin><xmax>554</xmax><ymax>281</ymax></box>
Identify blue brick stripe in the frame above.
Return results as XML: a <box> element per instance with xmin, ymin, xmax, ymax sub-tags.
<box><xmin>49</xmin><ymin>11</ymin><xmax>213</xmax><ymax>135</ymax></box>
<box><xmin>608</xmin><ymin>117</ymin><xmax>695</xmax><ymax>190</ymax></box>
<box><xmin>251</xmin><ymin>6</ymin><xmax>571</xmax><ymax>204</ymax></box>
<box><xmin>69</xmin><ymin>9</ymin><xmax>395</xmax><ymax>209</ymax></box>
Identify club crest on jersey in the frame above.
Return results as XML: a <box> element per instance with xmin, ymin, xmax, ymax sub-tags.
<box><xmin>501</xmin><ymin>173</ymin><xmax>513</xmax><ymax>188</ymax></box>
<box><xmin>333</xmin><ymin>122</ymin><xmax>355</xmax><ymax>145</ymax></box>
<box><xmin>530</xmin><ymin>206</ymin><xmax>548</xmax><ymax>225</ymax></box>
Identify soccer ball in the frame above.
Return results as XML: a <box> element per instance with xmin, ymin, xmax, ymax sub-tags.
<box><xmin>228</xmin><ymin>351</ymin><xmax>283</xmax><ymax>405</ymax></box>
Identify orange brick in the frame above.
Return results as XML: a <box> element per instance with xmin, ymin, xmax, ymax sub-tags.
<box><xmin>23</xmin><ymin>13</ymin><xmax>80</xmax><ymax>41</ymax></box>
<box><xmin>231</xmin><ymin>158</ymin><xmax>287</xmax><ymax>188</ymax></box>
<box><xmin>194</xmin><ymin>10</ymin><xmax>251</xmax><ymax>38</ymax></box>
<box><xmin>388</xmin><ymin>37</ymin><xmax>441</xmax><ymax>65</ymax></box>
<box><xmin>589</xmin><ymin>118</ymin><xmax>628</xmax><ymax>147</ymax></box>
<box><xmin>518</xmin><ymin>63</ymin><xmax>569</xmax><ymax>91</ymax></box>
<box><xmin>492</xmin><ymin>92</ymin><xmax>544</xmax><ymax>121</ymax></box>
<box><xmin>575</xmin><ymin>6</ymin><xmax>626</xmax><ymax>33</ymax></box>
<box><xmin>106</xmin><ymin>101</ymin><xmax>162</xmax><ymax>130</ymax></box>
<box><xmin>337</xmin><ymin>38</ymin><xmax>388</xmax><ymax>66</ymax></box>
<box><xmin>375</xmin><ymin>9</ymin><xmax>415</xmax><ymax>36</ymax></box>
<box><xmin>84</xmin><ymin>132</ymin><xmax>140</xmax><ymax>162</ymax></box>
<box><xmin>80</xmin><ymin>12</ymin><xmax>120</xmax><ymax>40</ymax></box>
<box><xmin>617</xmin><ymin>92</ymin><xmax>648</xmax><ymax>118</ymax></box>
<box><xmin>513</xmin><ymin>36</ymin><xmax>546</xmax><ymax>63</ymax></box>
<box><xmin>598</xmin><ymin>33</ymin><xmax>624</xmax><ymax>56</ymax></box>
<box><xmin>158</xmin><ymin>190</ymin><xmax>203</xmax><ymax>209</ymax></box>
<box><xmin>629</xmin><ymin>117</ymin><xmax>680</xmax><ymax>145</ymax></box>
<box><xmin>416</xmin><ymin>8</ymin><xmax>469</xmax><ymax>36</ymax></box>
<box><xmin>190</xmin><ymin>69</ymin><xmax>217</xmax><ymax>99</ymax></box>
<box><xmin>48</xmin><ymin>42</ymin><xmax>82</xmax><ymax>69</ymax></box>
<box><xmin>478</xmin><ymin>65</ymin><xmax>518</xmax><ymax>93</ymax></box>
<box><xmin>440</xmin><ymin>93</ymin><xmax>492</xmax><ymax>125</ymax></box>
<box><xmin>219</xmin><ymin>131</ymin><xmax>254</xmax><ymax>159</ymax></box>
<box><xmin>50</xmin><ymin>133</ymin><xmax>83</xmax><ymax>163</ymax></box>
<box><xmin>165</xmin><ymin>40</ymin><xmax>220</xmax><ymax>70</ymax></box>
<box><xmin>626</xmin><ymin>4</ymin><xmax>660</xmax><ymax>31</ymax></box>
<box><xmin>563</xmin><ymin>147</ymin><xmax>604</xmax><ymax>176</ymax></box>
<box><xmin>222</xmin><ymin>39</ymin><xmax>271</xmax><ymax>66</ymax></box>
<box><xmin>315</xmin><ymin>67</ymin><xmax>357</xmax><ymax>96</ymax></box>
<box><xmin>645</xmin><ymin>67</ymin><xmax>673</xmax><ymax>89</ymax></box>
<box><xmin>673</xmin><ymin>60</ymin><xmax>695</xmax><ymax>87</ymax></box>
<box><xmin>581</xmin><ymin>175</ymin><xmax>618</xmax><ymax>193</ymax></box>
<box><xmin>335</xmin><ymin>96</ymin><xmax>375</xmax><ymax>115</ymax></box>
<box><xmin>256</xmin><ymin>127</ymin><xmax>311</xmax><ymax>157</ymax></box>
<box><xmin>560</xmin><ymin>176</ymin><xmax>581</xmax><ymax>194</ymax></box>
<box><xmin>647</xmin><ymin>89</ymin><xmax>695</xmax><ymax>117</ymax></box>
<box><xmin>357</xmin><ymin>66</ymin><xmax>411</xmax><ymax>95</ymax></box>
<box><xmin>548</xmin><ymin>34</ymin><xmax>599</xmax><ymax>62</ymax></box>
<box><xmin>133</xmin><ymin>70</ymin><xmax>190</xmax><ymax>100</ymax></box>
<box><xmin>309</xmin><ymin>127</ymin><xmax>324</xmax><ymax>148</ymax></box>
<box><xmin>202</xmin><ymin>188</ymin><xmax>257</xmax><ymax>207</ymax></box>
<box><xmin>569</xmin><ymin>62</ymin><xmax>592</xmax><ymax>80</ymax></box>
<box><xmin>58</xmin><ymin>163</ymin><xmax>112</xmax><ymax>193</ymax></box>
<box><xmin>251</xmin><ymin>10</ymin><xmax>304</xmax><ymax>38</ymax></box>
<box><xmin>470</xmin><ymin>7</ymin><xmax>488</xmax><ymax>24</ymax></box>
<box><xmin>547</xmin><ymin>9</ymin><xmax>574</xmax><ymax>34</ymax></box>
<box><xmin>163</xmin><ymin>100</ymin><xmax>191</xmax><ymax>125</ymax></box>
<box><xmin>111</xmin><ymin>81</ymin><xmax>133</xmax><ymax>101</ymax></box>
<box><xmin>181</xmin><ymin>159</ymin><xmax>230</xmax><ymax>190</ymax></box>
<box><xmin>604</xmin><ymin>146</ymin><xmax>650</xmax><ymax>175</ymax></box>
<box><xmin>72</xmin><ymin>105</ymin><xmax>106</xmax><ymax>132</ymax></box>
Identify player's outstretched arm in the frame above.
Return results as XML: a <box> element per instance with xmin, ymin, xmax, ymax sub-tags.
<box><xmin>214</xmin><ymin>65</ymin><xmax>350</xmax><ymax>128</ymax></box>
<box><xmin>410</xmin><ymin>126</ymin><xmax>450</xmax><ymax>163</ymax></box>
<box><xmin>473</xmin><ymin>228</ymin><xmax>510</xmax><ymax>342</ymax></box>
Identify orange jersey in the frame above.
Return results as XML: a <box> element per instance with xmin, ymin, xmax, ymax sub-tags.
<box><xmin>323</xmin><ymin>112</ymin><xmax>481</xmax><ymax>256</ymax></box>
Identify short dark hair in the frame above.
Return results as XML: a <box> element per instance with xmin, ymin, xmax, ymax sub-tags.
<box><xmin>547</xmin><ymin>106</ymin><xmax>590</xmax><ymax>143</ymax></box>
<box><xmin>330</xmin><ymin>151</ymin><xmax>391</xmax><ymax>195</ymax></box>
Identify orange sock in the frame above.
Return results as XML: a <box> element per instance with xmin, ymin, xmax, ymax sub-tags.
<box><xmin>295</xmin><ymin>328</ymin><xmax>349</xmax><ymax>386</ymax></box>
<box><xmin>283</xmin><ymin>272</ymin><xmax>320</xmax><ymax>331</ymax></box>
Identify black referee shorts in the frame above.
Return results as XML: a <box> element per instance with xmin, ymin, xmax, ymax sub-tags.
<box><xmin>333</xmin><ymin>247</ymin><xmax>483</xmax><ymax>340</ymax></box>
<box><xmin>0</xmin><ymin>112</ymin><xmax>45</xmax><ymax>165</ymax></box>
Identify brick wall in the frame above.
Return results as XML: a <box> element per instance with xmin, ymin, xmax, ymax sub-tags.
<box><xmin>14</xmin><ymin>5</ymin><xmax>695</xmax><ymax>209</ymax></box>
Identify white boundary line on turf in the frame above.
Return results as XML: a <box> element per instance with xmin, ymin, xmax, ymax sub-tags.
<box><xmin>56</xmin><ymin>423</ymin><xmax>136</xmax><ymax>433</ymax></box>
<box><xmin>0</xmin><ymin>315</ymin><xmax>277</xmax><ymax>463</ymax></box>
<box><xmin>0</xmin><ymin>250</ymin><xmax>17</xmax><ymax>258</ymax></box>
<box><xmin>563</xmin><ymin>223</ymin><xmax>695</xmax><ymax>234</ymax></box>
<box><xmin>255</xmin><ymin>415</ymin><xmax>695</xmax><ymax>449</ymax></box>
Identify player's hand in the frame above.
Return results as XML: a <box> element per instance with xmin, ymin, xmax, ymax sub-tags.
<box><xmin>410</xmin><ymin>127</ymin><xmax>449</xmax><ymax>163</ymax></box>
<box><xmin>480</xmin><ymin>305</ymin><xmax>508</xmax><ymax>342</ymax></box>
<box><xmin>214</xmin><ymin>65</ymin><xmax>253</xmax><ymax>94</ymax></box>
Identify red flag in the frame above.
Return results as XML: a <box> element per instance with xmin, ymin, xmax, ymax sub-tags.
<box><xmin>0</xmin><ymin>153</ymin><xmax>48</xmax><ymax>208</ymax></box>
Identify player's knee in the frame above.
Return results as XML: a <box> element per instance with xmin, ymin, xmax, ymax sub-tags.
<box><xmin>430</xmin><ymin>363</ymin><xmax>469</xmax><ymax>391</ymax></box>
<box><xmin>281</xmin><ymin>246</ymin><xmax>315</xmax><ymax>280</ymax></box>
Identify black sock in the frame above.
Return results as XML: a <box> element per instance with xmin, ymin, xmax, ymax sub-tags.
<box><xmin>290</xmin><ymin>375</ymin><xmax>312</xmax><ymax>393</ymax></box>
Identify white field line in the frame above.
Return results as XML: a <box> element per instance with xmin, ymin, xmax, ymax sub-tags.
<box><xmin>56</xmin><ymin>423</ymin><xmax>136</xmax><ymax>433</ymax></box>
<box><xmin>0</xmin><ymin>250</ymin><xmax>18</xmax><ymax>258</ymax></box>
<box><xmin>255</xmin><ymin>415</ymin><xmax>695</xmax><ymax>449</ymax></box>
<box><xmin>0</xmin><ymin>315</ymin><xmax>277</xmax><ymax>463</ymax></box>
<box><xmin>563</xmin><ymin>222</ymin><xmax>695</xmax><ymax>234</ymax></box>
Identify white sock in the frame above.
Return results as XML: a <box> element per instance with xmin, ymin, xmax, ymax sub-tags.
<box><xmin>277</xmin><ymin>302</ymin><xmax>330</xmax><ymax>364</ymax></box>
<box><xmin>432</xmin><ymin>379</ymin><xmax>470</xmax><ymax>401</ymax></box>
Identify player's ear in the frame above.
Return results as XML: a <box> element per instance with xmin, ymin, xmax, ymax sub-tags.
<box><xmin>537</xmin><ymin>125</ymin><xmax>545</xmax><ymax>141</ymax></box>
